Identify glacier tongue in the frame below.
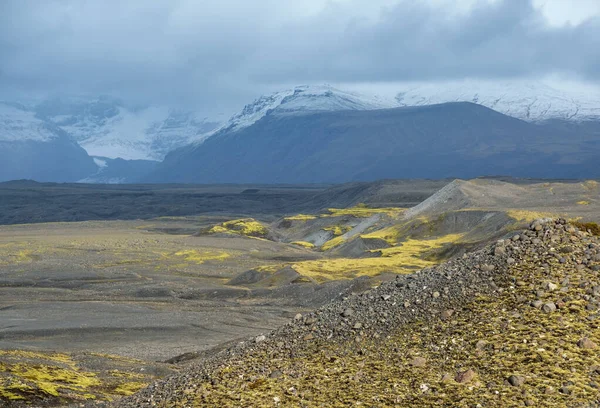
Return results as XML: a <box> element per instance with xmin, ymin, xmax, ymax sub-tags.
<box><xmin>35</xmin><ymin>98</ymin><xmax>221</xmax><ymax>161</ymax></box>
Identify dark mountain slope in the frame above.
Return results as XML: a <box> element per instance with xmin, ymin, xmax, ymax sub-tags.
<box><xmin>0</xmin><ymin>125</ymin><xmax>97</xmax><ymax>182</ymax></box>
<box><xmin>148</xmin><ymin>102</ymin><xmax>600</xmax><ymax>184</ymax></box>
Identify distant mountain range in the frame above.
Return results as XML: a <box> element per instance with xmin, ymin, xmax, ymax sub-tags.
<box><xmin>1</xmin><ymin>82</ymin><xmax>599</xmax><ymax>183</ymax></box>
<box><xmin>147</xmin><ymin>101</ymin><xmax>600</xmax><ymax>183</ymax></box>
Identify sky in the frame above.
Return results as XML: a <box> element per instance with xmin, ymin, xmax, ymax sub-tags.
<box><xmin>1</xmin><ymin>0</ymin><xmax>599</xmax><ymax>116</ymax></box>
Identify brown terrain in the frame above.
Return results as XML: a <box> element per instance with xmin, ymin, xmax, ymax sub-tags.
<box><xmin>0</xmin><ymin>178</ymin><xmax>598</xmax><ymax>407</ymax></box>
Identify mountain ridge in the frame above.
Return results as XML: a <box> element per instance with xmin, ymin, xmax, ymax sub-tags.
<box><xmin>148</xmin><ymin>101</ymin><xmax>600</xmax><ymax>184</ymax></box>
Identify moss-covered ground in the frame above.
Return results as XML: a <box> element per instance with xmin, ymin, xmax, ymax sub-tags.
<box><xmin>0</xmin><ymin>350</ymin><xmax>167</xmax><ymax>405</ymax></box>
<box><xmin>207</xmin><ymin>218</ymin><xmax>269</xmax><ymax>238</ymax></box>
<box><xmin>292</xmin><ymin>233</ymin><xmax>465</xmax><ymax>282</ymax></box>
<box><xmin>187</xmin><ymin>239</ymin><xmax>600</xmax><ymax>407</ymax></box>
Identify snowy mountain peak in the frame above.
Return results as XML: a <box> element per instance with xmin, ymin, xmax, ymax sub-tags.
<box><xmin>220</xmin><ymin>85</ymin><xmax>397</xmax><ymax>133</ymax></box>
<box><xmin>0</xmin><ymin>102</ymin><xmax>61</xmax><ymax>142</ymax></box>
<box><xmin>394</xmin><ymin>80</ymin><xmax>600</xmax><ymax>122</ymax></box>
<box><xmin>34</xmin><ymin>98</ymin><xmax>221</xmax><ymax>161</ymax></box>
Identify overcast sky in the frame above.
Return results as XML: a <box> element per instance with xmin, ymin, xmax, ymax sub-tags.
<box><xmin>1</xmin><ymin>0</ymin><xmax>599</xmax><ymax>116</ymax></box>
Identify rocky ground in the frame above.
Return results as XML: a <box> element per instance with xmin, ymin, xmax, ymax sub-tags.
<box><xmin>109</xmin><ymin>219</ymin><xmax>600</xmax><ymax>407</ymax></box>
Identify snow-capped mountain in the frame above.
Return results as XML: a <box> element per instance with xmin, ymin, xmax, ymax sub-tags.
<box><xmin>34</xmin><ymin>97</ymin><xmax>221</xmax><ymax>161</ymax></box>
<box><xmin>0</xmin><ymin>102</ymin><xmax>58</xmax><ymax>142</ymax></box>
<box><xmin>211</xmin><ymin>81</ymin><xmax>600</xmax><ymax>140</ymax></box>
<box><xmin>394</xmin><ymin>80</ymin><xmax>600</xmax><ymax>122</ymax></box>
<box><xmin>217</xmin><ymin>85</ymin><xmax>397</xmax><ymax>134</ymax></box>
<box><xmin>0</xmin><ymin>102</ymin><xmax>97</xmax><ymax>182</ymax></box>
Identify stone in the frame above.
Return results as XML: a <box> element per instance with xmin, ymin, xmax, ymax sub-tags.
<box><xmin>353</xmin><ymin>322</ymin><xmax>363</xmax><ymax>330</ymax></box>
<box><xmin>455</xmin><ymin>369</ymin><xmax>477</xmax><ymax>384</ymax></box>
<box><xmin>294</xmin><ymin>313</ymin><xmax>303</xmax><ymax>321</ymax></box>
<box><xmin>531</xmin><ymin>300</ymin><xmax>543</xmax><ymax>309</ymax></box>
<box><xmin>255</xmin><ymin>335</ymin><xmax>266</xmax><ymax>343</ymax></box>
<box><xmin>303</xmin><ymin>333</ymin><xmax>314</xmax><ymax>341</ymax></box>
<box><xmin>507</xmin><ymin>375</ymin><xmax>525</xmax><ymax>387</ymax></box>
<box><xmin>542</xmin><ymin>302</ymin><xmax>557</xmax><ymax>313</ymax></box>
<box><xmin>269</xmin><ymin>370</ymin><xmax>283</xmax><ymax>379</ymax></box>
<box><xmin>410</xmin><ymin>357</ymin><xmax>427</xmax><ymax>367</ymax></box>
<box><xmin>432</xmin><ymin>291</ymin><xmax>440</xmax><ymax>299</ymax></box>
<box><xmin>441</xmin><ymin>309</ymin><xmax>454</xmax><ymax>320</ymax></box>
<box><xmin>507</xmin><ymin>257</ymin><xmax>516</xmax><ymax>265</ymax></box>
<box><xmin>440</xmin><ymin>373</ymin><xmax>453</xmax><ymax>383</ymax></box>
<box><xmin>342</xmin><ymin>308</ymin><xmax>354</xmax><ymax>318</ymax></box>
<box><xmin>577</xmin><ymin>337</ymin><xmax>598</xmax><ymax>349</ymax></box>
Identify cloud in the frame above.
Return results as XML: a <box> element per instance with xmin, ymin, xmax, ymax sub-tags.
<box><xmin>0</xmin><ymin>0</ymin><xmax>598</xmax><ymax>113</ymax></box>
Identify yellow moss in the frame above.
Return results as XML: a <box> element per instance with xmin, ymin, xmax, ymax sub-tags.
<box><xmin>294</xmin><ymin>233</ymin><xmax>464</xmax><ymax>282</ymax></box>
<box><xmin>360</xmin><ymin>219</ymin><xmax>422</xmax><ymax>245</ymax></box>
<box><xmin>321</xmin><ymin>235</ymin><xmax>347</xmax><ymax>251</ymax></box>
<box><xmin>208</xmin><ymin>218</ymin><xmax>268</xmax><ymax>237</ymax></box>
<box><xmin>323</xmin><ymin>225</ymin><xmax>352</xmax><ymax>236</ymax></box>
<box><xmin>254</xmin><ymin>264</ymin><xmax>284</xmax><ymax>273</ymax></box>
<box><xmin>0</xmin><ymin>350</ymin><xmax>160</xmax><ymax>404</ymax></box>
<box><xmin>375</xmin><ymin>233</ymin><xmax>465</xmax><ymax>257</ymax></box>
<box><xmin>284</xmin><ymin>214</ymin><xmax>318</xmax><ymax>221</ymax></box>
<box><xmin>14</xmin><ymin>249</ymin><xmax>34</xmax><ymax>263</ymax></box>
<box><xmin>188</xmin><ymin>238</ymin><xmax>600</xmax><ymax>407</ymax></box>
<box><xmin>323</xmin><ymin>205</ymin><xmax>405</xmax><ymax>218</ymax></box>
<box><xmin>8</xmin><ymin>364</ymin><xmax>101</xmax><ymax>397</ymax></box>
<box><xmin>0</xmin><ymin>350</ymin><xmax>73</xmax><ymax>365</ymax></box>
<box><xmin>506</xmin><ymin>210</ymin><xmax>558</xmax><ymax>223</ymax></box>
<box><xmin>290</xmin><ymin>241</ymin><xmax>315</xmax><ymax>249</ymax></box>
<box><xmin>113</xmin><ymin>381</ymin><xmax>147</xmax><ymax>396</ymax></box>
<box><xmin>583</xmin><ymin>180</ymin><xmax>599</xmax><ymax>190</ymax></box>
<box><xmin>173</xmin><ymin>249</ymin><xmax>231</xmax><ymax>264</ymax></box>
<box><xmin>577</xmin><ymin>200</ymin><xmax>591</xmax><ymax>206</ymax></box>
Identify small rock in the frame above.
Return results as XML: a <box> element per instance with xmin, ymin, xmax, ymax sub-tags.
<box><xmin>507</xmin><ymin>257</ymin><xmax>516</xmax><ymax>265</ymax></box>
<box><xmin>475</xmin><ymin>340</ymin><xmax>487</xmax><ymax>350</ymax></box>
<box><xmin>494</xmin><ymin>246</ymin><xmax>506</xmax><ymax>256</ymax></box>
<box><xmin>353</xmin><ymin>322</ymin><xmax>363</xmax><ymax>330</ymax></box>
<box><xmin>455</xmin><ymin>369</ymin><xmax>477</xmax><ymax>384</ymax></box>
<box><xmin>410</xmin><ymin>357</ymin><xmax>427</xmax><ymax>367</ymax></box>
<box><xmin>342</xmin><ymin>308</ymin><xmax>354</xmax><ymax>318</ymax></box>
<box><xmin>481</xmin><ymin>264</ymin><xmax>495</xmax><ymax>272</ymax></box>
<box><xmin>542</xmin><ymin>302</ymin><xmax>557</xmax><ymax>313</ymax></box>
<box><xmin>531</xmin><ymin>300</ymin><xmax>543</xmax><ymax>309</ymax></box>
<box><xmin>546</xmin><ymin>282</ymin><xmax>559</xmax><ymax>291</ymax></box>
<box><xmin>507</xmin><ymin>375</ymin><xmax>525</xmax><ymax>387</ymax></box>
<box><xmin>294</xmin><ymin>313</ymin><xmax>303</xmax><ymax>321</ymax></box>
<box><xmin>303</xmin><ymin>333</ymin><xmax>314</xmax><ymax>341</ymax></box>
<box><xmin>255</xmin><ymin>335</ymin><xmax>266</xmax><ymax>343</ymax></box>
<box><xmin>432</xmin><ymin>291</ymin><xmax>440</xmax><ymax>299</ymax></box>
<box><xmin>559</xmin><ymin>385</ymin><xmax>571</xmax><ymax>395</ymax></box>
<box><xmin>577</xmin><ymin>337</ymin><xmax>598</xmax><ymax>349</ymax></box>
<box><xmin>269</xmin><ymin>370</ymin><xmax>283</xmax><ymax>379</ymax></box>
<box><xmin>440</xmin><ymin>373</ymin><xmax>453</xmax><ymax>383</ymax></box>
<box><xmin>382</xmin><ymin>294</ymin><xmax>391</xmax><ymax>301</ymax></box>
<box><xmin>441</xmin><ymin>309</ymin><xmax>454</xmax><ymax>320</ymax></box>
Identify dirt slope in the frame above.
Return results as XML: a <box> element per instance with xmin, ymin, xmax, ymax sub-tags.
<box><xmin>111</xmin><ymin>219</ymin><xmax>600</xmax><ymax>407</ymax></box>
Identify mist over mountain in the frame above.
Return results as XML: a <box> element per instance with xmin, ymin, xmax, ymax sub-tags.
<box><xmin>1</xmin><ymin>82</ymin><xmax>599</xmax><ymax>183</ymax></box>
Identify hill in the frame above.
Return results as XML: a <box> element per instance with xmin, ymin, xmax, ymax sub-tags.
<box><xmin>148</xmin><ymin>102</ymin><xmax>600</xmax><ymax>184</ymax></box>
<box><xmin>112</xmin><ymin>218</ymin><xmax>600</xmax><ymax>407</ymax></box>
